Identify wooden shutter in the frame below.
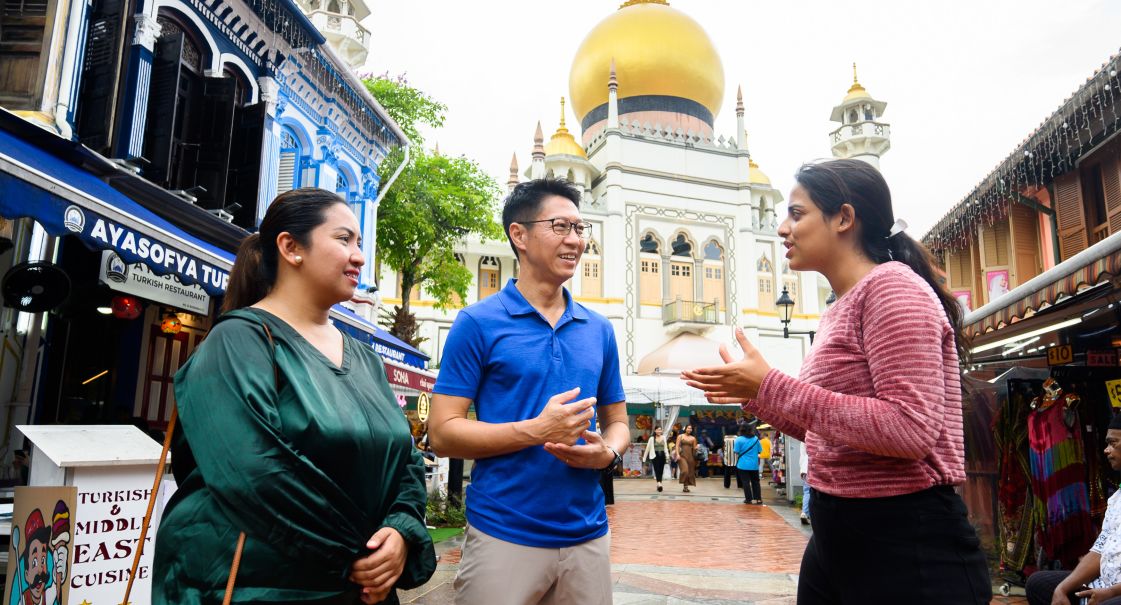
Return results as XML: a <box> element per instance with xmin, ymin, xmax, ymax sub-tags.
<box><xmin>1009</xmin><ymin>203</ymin><xmax>1041</xmax><ymax>286</ymax></box>
<box><xmin>227</xmin><ymin>102</ymin><xmax>265</xmax><ymax>228</ymax></box>
<box><xmin>74</xmin><ymin>0</ymin><xmax>126</xmax><ymax>152</ymax></box>
<box><xmin>192</xmin><ymin>76</ymin><xmax>237</xmax><ymax>209</ymax></box>
<box><xmin>981</xmin><ymin>220</ymin><xmax>1011</xmax><ymax>268</ymax></box>
<box><xmin>0</xmin><ymin>0</ymin><xmax>52</xmax><ymax>107</ymax></box>
<box><xmin>1103</xmin><ymin>154</ymin><xmax>1121</xmax><ymax>236</ymax></box>
<box><xmin>144</xmin><ymin>33</ymin><xmax>184</xmax><ymax>185</ymax></box>
<box><xmin>1054</xmin><ymin>172</ymin><xmax>1088</xmax><ymax>260</ymax></box>
<box><xmin>947</xmin><ymin>248</ymin><xmax>973</xmax><ymax>290</ymax></box>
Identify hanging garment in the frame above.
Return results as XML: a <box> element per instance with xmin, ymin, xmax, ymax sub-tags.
<box><xmin>996</xmin><ymin>382</ymin><xmax>1035</xmax><ymax>575</ymax></box>
<box><xmin>1027</xmin><ymin>394</ymin><xmax>1095</xmax><ymax>569</ymax></box>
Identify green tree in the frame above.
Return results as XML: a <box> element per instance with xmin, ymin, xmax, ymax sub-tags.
<box><xmin>366</xmin><ymin>76</ymin><xmax>503</xmax><ymax>346</ymax></box>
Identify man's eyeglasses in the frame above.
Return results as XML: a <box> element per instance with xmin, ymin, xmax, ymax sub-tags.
<box><xmin>520</xmin><ymin>218</ymin><xmax>593</xmax><ymax>239</ymax></box>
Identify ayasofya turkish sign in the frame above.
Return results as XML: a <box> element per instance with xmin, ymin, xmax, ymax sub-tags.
<box><xmin>64</xmin><ymin>205</ymin><xmax>230</xmax><ymax>295</ymax></box>
<box><xmin>98</xmin><ymin>251</ymin><xmax>211</xmax><ymax>315</ymax></box>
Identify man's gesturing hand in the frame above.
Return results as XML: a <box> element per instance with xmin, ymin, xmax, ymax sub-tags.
<box><xmin>528</xmin><ymin>387</ymin><xmax>596</xmax><ymax>446</ymax></box>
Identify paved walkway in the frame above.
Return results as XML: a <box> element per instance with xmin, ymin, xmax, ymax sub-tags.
<box><xmin>400</xmin><ymin>476</ymin><xmax>1027</xmax><ymax>604</ymax></box>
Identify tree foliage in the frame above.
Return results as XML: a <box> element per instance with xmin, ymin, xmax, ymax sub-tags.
<box><xmin>363</xmin><ymin>74</ymin><xmax>446</xmax><ymax>147</ymax></box>
<box><xmin>366</xmin><ymin>76</ymin><xmax>503</xmax><ymax>344</ymax></box>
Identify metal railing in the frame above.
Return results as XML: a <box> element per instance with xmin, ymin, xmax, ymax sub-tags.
<box><xmin>662</xmin><ymin>299</ymin><xmax>720</xmax><ymax>325</ymax></box>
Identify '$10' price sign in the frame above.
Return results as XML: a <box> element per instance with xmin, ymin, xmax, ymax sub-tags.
<box><xmin>1047</xmin><ymin>345</ymin><xmax>1073</xmax><ymax>366</ymax></box>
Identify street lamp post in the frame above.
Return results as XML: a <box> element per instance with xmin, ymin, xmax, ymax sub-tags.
<box><xmin>776</xmin><ymin>285</ymin><xmax>816</xmax><ymax>344</ymax></box>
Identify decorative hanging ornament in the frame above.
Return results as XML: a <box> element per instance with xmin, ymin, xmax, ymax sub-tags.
<box><xmin>110</xmin><ymin>295</ymin><xmax>142</xmax><ymax>320</ymax></box>
<box><xmin>160</xmin><ymin>313</ymin><xmax>183</xmax><ymax>334</ymax></box>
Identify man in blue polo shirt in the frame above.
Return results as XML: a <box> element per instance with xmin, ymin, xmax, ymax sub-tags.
<box><xmin>429</xmin><ymin>178</ymin><xmax>628</xmax><ymax>605</ymax></box>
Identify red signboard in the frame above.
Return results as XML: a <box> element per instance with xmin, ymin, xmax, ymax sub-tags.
<box><xmin>385</xmin><ymin>362</ymin><xmax>435</xmax><ymax>393</ymax></box>
<box><xmin>1087</xmin><ymin>349</ymin><xmax>1120</xmax><ymax>367</ymax></box>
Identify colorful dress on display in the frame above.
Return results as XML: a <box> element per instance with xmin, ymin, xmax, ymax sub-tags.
<box><xmin>995</xmin><ymin>383</ymin><xmax>1034</xmax><ymax>575</ymax></box>
<box><xmin>1027</xmin><ymin>387</ymin><xmax>1094</xmax><ymax>569</ymax></box>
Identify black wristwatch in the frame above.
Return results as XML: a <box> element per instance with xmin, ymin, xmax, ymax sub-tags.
<box><xmin>600</xmin><ymin>445</ymin><xmax>622</xmax><ymax>474</ymax></box>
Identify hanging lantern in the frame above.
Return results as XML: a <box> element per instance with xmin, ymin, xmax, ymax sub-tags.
<box><xmin>110</xmin><ymin>295</ymin><xmax>142</xmax><ymax>319</ymax></box>
<box><xmin>160</xmin><ymin>313</ymin><xmax>183</xmax><ymax>334</ymax></box>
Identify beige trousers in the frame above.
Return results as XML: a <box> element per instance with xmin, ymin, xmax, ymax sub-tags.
<box><xmin>453</xmin><ymin>525</ymin><xmax>612</xmax><ymax>605</ymax></box>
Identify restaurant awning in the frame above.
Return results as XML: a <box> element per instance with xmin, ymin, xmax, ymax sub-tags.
<box><xmin>329</xmin><ymin>304</ymin><xmax>430</xmax><ymax>368</ymax></box>
<box><xmin>964</xmin><ymin>230</ymin><xmax>1121</xmax><ymax>337</ymax></box>
<box><xmin>0</xmin><ymin>118</ymin><xmax>235</xmax><ymax>295</ymax></box>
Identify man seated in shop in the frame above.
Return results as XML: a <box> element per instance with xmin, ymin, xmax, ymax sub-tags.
<box><xmin>1027</xmin><ymin>414</ymin><xmax>1121</xmax><ymax>605</ymax></box>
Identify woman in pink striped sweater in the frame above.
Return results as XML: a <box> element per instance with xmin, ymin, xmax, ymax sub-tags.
<box><xmin>684</xmin><ymin>159</ymin><xmax>990</xmax><ymax>603</ymax></box>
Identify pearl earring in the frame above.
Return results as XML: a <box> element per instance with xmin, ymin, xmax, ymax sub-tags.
<box><xmin>294</xmin><ymin>255</ymin><xmax>303</xmax><ymax>264</ymax></box>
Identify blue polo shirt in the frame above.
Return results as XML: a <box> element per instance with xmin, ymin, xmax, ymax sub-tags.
<box><xmin>433</xmin><ymin>279</ymin><xmax>625</xmax><ymax>548</ymax></box>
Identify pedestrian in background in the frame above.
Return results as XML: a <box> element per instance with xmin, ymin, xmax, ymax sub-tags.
<box><xmin>722</xmin><ymin>432</ymin><xmax>742</xmax><ymax>489</ymax></box>
<box><xmin>734</xmin><ymin>426</ymin><xmax>762</xmax><ymax>505</ymax></box>
<box><xmin>429</xmin><ymin>178</ymin><xmax>628</xmax><ymax>605</ymax></box>
<box><xmin>799</xmin><ymin>440</ymin><xmax>812</xmax><ymax>525</ymax></box>
<box><xmin>683</xmin><ymin>159</ymin><xmax>991</xmax><ymax>603</ymax></box>
<box><xmin>676</xmin><ymin>424</ymin><xmax>697</xmax><ymax>493</ymax></box>
<box><xmin>155</xmin><ymin>189</ymin><xmax>435</xmax><ymax>605</ymax></box>
<box><xmin>644</xmin><ymin>425</ymin><xmax>670</xmax><ymax>492</ymax></box>
<box><xmin>759</xmin><ymin>430</ymin><xmax>772</xmax><ymax>475</ymax></box>
<box><xmin>668</xmin><ymin>427</ymin><xmax>680</xmax><ymax>479</ymax></box>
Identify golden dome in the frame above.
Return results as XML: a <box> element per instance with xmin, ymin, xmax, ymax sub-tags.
<box><xmin>569</xmin><ymin>1</ymin><xmax>724</xmax><ymax>123</ymax></box>
<box><xmin>748</xmin><ymin>158</ymin><xmax>771</xmax><ymax>186</ymax></box>
<box><xmin>544</xmin><ymin>98</ymin><xmax>588</xmax><ymax>158</ymax></box>
<box><xmin>842</xmin><ymin>62</ymin><xmax>872</xmax><ymax>103</ymax></box>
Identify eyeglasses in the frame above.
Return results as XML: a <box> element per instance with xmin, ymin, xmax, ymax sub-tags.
<box><xmin>520</xmin><ymin>218</ymin><xmax>593</xmax><ymax>239</ymax></box>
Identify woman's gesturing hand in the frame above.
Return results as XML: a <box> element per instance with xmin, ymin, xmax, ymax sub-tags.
<box><xmin>681</xmin><ymin>327</ymin><xmax>771</xmax><ymax>404</ymax></box>
<box><xmin>349</xmin><ymin>526</ymin><xmax>408</xmax><ymax>604</ymax></box>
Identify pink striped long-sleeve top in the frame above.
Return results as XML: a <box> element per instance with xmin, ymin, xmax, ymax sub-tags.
<box><xmin>745</xmin><ymin>261</ymin><xmax>966</xmax><ymax>498</ymax></box>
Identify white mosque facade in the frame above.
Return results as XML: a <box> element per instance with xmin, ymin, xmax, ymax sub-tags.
<box><xmin>380</xmin><ymin>0</ymin><xmax>891</xmax><ymax>385</ymax></box>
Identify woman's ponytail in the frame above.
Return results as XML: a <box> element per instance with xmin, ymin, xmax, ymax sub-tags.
<box><xmin>222</xmin><ymin>233</ymin><xmax>272</xmax><ymax>313</ymax></box>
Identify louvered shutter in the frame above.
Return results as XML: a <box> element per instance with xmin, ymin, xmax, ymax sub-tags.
<box><xmin>75</xmin><ymin>0</ymin><xmax>126</xmax><ymax>152</ymax></box>
<box><xmin>227</xmin><ymin>102</ymin><xmax>265</xmax><ymax>228</ymax></box>
<box><xmin>192</xmin><ymin>76</ymin><xmax>237</xmax><ymax>209</ymax></box>
<box><xmin>143</xmin><ymin>33</ymin><xmax>184</xmax><ymax>185</ymax></box>
<box><xmin>1054</xmin><ymin>172</ymin><xmax>1088</xmax><ymax>260</ymax></box>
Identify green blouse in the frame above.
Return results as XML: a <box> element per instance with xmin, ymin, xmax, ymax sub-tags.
<box><xmin>153</xmin><ymin>308</ymin><xmax>435</xmax><ymax>604</ymax></box>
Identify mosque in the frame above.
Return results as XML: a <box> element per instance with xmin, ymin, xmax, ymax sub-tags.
<box><xmin>382</xmin><ymin>0</ymin><xmax>891</xmax><ymax>397</ymax></box>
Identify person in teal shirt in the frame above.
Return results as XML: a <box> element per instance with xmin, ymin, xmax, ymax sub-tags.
<box><xmin>734</xmin><ymin>426</ymin><xmax>763</xmax><ymax>505</ymax></box>
<box><xmin>154</xmin><ymin>189</ymin><xmax>435</xmax><ymax>604</ymax></box>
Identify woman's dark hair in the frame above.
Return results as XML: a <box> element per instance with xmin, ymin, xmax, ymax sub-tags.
<box><xmin>501</xmin><ymin>178</ymin><xmax>582</xmax><ymax>258</ymax></box>
<box><xmin>222</xmin><ymin>188</ymin><xmax>348</xmax><ymax>312</ymax></box>
<box><xmin>793</xmin><ymin>159</ymin><xmax>965</xmax><ymax>360</ymax></box>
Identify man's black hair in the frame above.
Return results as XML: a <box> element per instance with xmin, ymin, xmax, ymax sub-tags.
<box><xmin>501</xmin><ymin>178</ymin><xmax>582</xmax><ymax>258</ymax></box>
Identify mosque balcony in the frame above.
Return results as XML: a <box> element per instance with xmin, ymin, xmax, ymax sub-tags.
<box><xmin>306</xmin><ymin>10</ymin><xmax>370</xmax><ymax>68</ymax></box>
<box><xmin>829</xmin><ymin>121</ymin><xmax>891</xmax><ymax>145</ymax></box>
<box><xmin>662</xmin><ymin>299</ymin><xmax>721</xmax><ymax>328</ymax></box>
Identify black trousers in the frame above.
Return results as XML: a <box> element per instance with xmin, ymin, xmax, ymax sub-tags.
<box><xmin>798</xmin><ymin>485</ymin><xmax>991</xmax><ymax>604</ymax></box>
<box><xmin>723</xmin><ymin>464</ymin><xmax>742</xmax><ymax>488</ymax></box>
<box><xmin>652</xmin><ymin>453</ymin><xmax>666</xmax><ymax>481</ymax></box>
<box><xmin>737</xmin><ymin>469</ymin><xmax>760</xmax><ymax>502</ymax></box>
<box><xmin>1026</xmin><ymin>570</ymin><xmax>1121</xmax><ymax>605</ymax></box>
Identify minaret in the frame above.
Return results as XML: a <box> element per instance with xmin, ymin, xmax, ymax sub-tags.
<box><xmin>607</xmin><ymin>58</ymin><xmax>619</xmax><ymax>129</ymax></box>
<box><xmin>828</xmin><ymin>63</ymin><xmax>891</xmax><ymax>169</ymax></box>
<box><xmin>735</xmin><ymin>85</ymin><xmax>745</xmax><ymax>150</ymax></box>
<box><xmin>530</xmin><ymin>121</ymin><xmax>546</xmax><ymax>179</ymax></box>
<box><xmin>507</xmin><ymin>153</ymin><xmax>519</xmax><ymax>192</ymax></box>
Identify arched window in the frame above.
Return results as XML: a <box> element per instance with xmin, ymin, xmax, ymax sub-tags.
<box><xmin>336</xmin><ymin>170</ymin><xmax>350</xmax><ymax>201</ymax></box>
<box><xmin>758</xmin><ymin>254</ymin><xmax>775</xmax><ymax>312</ymax></box>
<box><xmin>702</xmin><ymin>240</ymin><xmax>725</xmax><ymax>310</ymax></box>
<box><xmin>479</xmin><ymin>256</ymin><xmax>501</xmax><ymax>299</ymax></box>
<box><xmin>782</xmin><ymin>262</ymin><xmax>801</xmax><ymax>313</ymax></box>
<box><xmin>639</xmin><ymin>232</ymin><xmax>662</xmax><ymax>305</ymax></box>
<box><xmin>277</xmin><ymin>126</ymin><xmax>302</xmax><ymax>193</ymax></box>
<box><xmin>582</xmin><ymin>239</ymin><xmax>602</xmax><ymax>298</ymax></box>
<box><xmin>327</xmin><ymin>0</ymin><xmax>340</xmax><ymax>12</ymax></box>
<box><xmin>668</xmin><ymin>232</ymin><xmax>694</xmax><ymax>302</ymax></box>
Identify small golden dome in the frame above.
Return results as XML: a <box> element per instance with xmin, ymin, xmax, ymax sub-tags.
<box><xmin>569</xmin><ymin>1</ymin><xmax>724</xmax><ymax>122</ymax></box>
<box><xmin>842</xmin><ymin>62</ymin><xmax>872</xmax><ymax>103</ymax></box>
<box><xmin>748</xmin><ymin>158</ymin><xmax>771</xmax><ymax>186</ymax></box>
<box><xmin>544</xmin><ymin>98</ymin><xmax>588</xmax><ymax>158</ymax></box>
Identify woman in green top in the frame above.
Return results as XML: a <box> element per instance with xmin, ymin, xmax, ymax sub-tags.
<box><xmin>154</xmin><ymin>189</ymin><xmax>435</xmax><ymax>604</ymax></box>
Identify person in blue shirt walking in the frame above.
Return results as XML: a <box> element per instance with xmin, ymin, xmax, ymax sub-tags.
<box><xmin>429</xmin><ymin>178</ymin><xmax>629</xmax><ymax>605</ymax></box>
<box><xmin>734</xmin><ymin>426</ymin><xmax>763</xmax><ymax>505</ymax></box>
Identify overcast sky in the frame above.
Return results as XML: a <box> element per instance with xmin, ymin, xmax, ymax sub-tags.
<box><xmin>363</xmin><ymin>1</ymin><xmax>1120</xmax><ymax>237</ymax></box>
